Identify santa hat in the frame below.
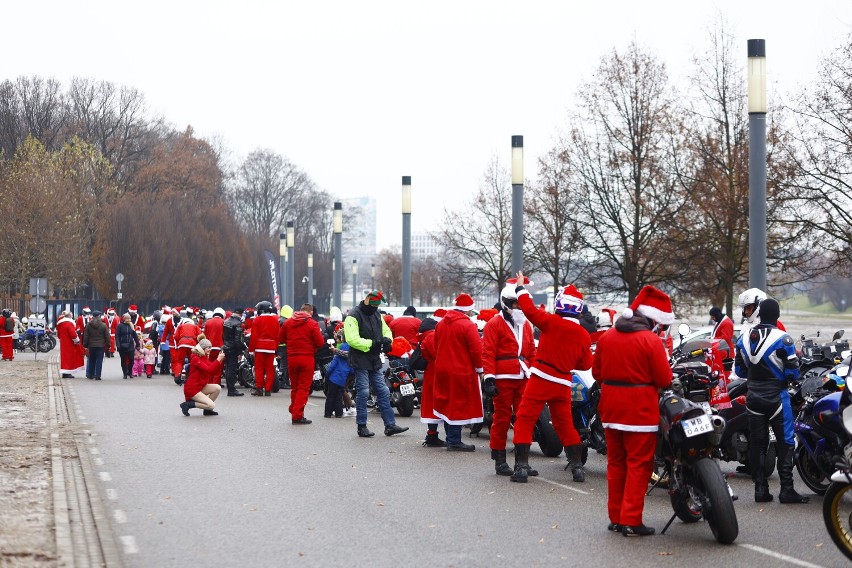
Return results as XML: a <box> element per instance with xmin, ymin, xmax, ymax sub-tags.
<box><xmin>129</xmin><ymin>304</ymin><xmax>138</xmax><ymax>313</ymax></box>
<box><xmin>389</xmin><ymin>336</ymin><xmax>413</xmax><ymax>358</ymax></box>
<box><xmin>454</xmin><ymin>293</ymin><xmax>475</xmax><ymax>311</ymax></box>
<box><xmin>163</xmin><ymin>306</ymin><xmax>172</xmax><ymax>315</ymax></box>
<box><xmin>107</xmin><ymin>308</ymin><xmax>116</xmax><ymax>315</ymax></box>
<box><xmin>82</xmin><ymin>306</ymin><xmax>91</xmax><ymax>313</ymax></box>
<box><xmin>554</xmin><ymin>285</ymin><xmax>584</xmax><ymax>317</ymax></box>
<box><xmin>477</xmin><ymin>308</ymin><xmax>499</xmax><ymax>322</ymax></box>
<box><xmin>431</xmin><ymin>309</ymin><xmax>447</xmax><ymax>321</ymax></box>
<box><xmin>505</xmin><ymin>276</ymin><xmax>533</xmax><ymax>286</ymax></box>
<box><xmin>622</xmin><ymin>285</ymin><xmax>674</xmax><ymax>325</ymax></box>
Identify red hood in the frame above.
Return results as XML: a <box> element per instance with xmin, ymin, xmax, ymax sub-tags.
<box><xmin>290</xmin><ymin>312</ymin><xmax>312</xmax><ymax>325</ymax></box>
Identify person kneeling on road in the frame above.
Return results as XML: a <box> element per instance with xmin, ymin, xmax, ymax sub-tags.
<box><xmin>180</xmin><ymin>336</ymin><xmax>225</xmax><ymax>417</ymax></box>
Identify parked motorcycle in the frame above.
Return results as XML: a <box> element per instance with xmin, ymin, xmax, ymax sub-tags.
<box><xmin>798</xmin><ymin>330</ymin><xmax>848</xmax><ymax>381</ymax></box>
<box><xmin>650</xmin><ymin>385</ymin><xmax>739</xmax><ymax>544</ymax></box>
<box><xmin>384</xmin><ymin>356</ymin><xmax>417</xmax><ymax>417</ymax></box>
<box><xmin>821</xmin><ymin>386</ymin><xmax>852</xmax><ymax>561</ymax></box>
<box><xmin>571</xmin><ymin>373</ymin><xmax>606</xmax><ymax>463</ymax></box>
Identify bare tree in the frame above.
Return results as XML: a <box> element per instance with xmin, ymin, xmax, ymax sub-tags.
<box><xmin>572</xmin><ymin>42</ymin><xmax>688</xmax><ymax>302</ymax></box>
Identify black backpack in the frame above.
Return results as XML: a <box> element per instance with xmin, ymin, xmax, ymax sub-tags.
<box><xmin>408</xmin><ymin>344</ymin><xmax>427</xmax><ymax>372</ymax></box>
<box><xmin>4</xmin><ymin>317</ymin><xmax>14</xmax><ymax>332</ymax></box>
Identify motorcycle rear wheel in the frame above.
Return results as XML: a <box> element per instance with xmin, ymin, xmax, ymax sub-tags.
<box><xmin>823</xmin><ymin>481</ymin><xmax>852</xmax><ymax>561</ymax></box>
<box><xmin>397</xmin><ymin>396</ymin><xmax>415</xmax><ymax>417</ymax></box>
<box><xmin>694</xmin><ymin>458</ymin><xmax>739</xmax><ymax>544</ymax></box>
<box><xmin>534</xmin><ymin>405</ymin><xmax>563</xmax><ymax>458</ymax></box>
<box><xmin>797</xmin><ymin>448</ymin><xmax>831</xmax><ymax>495</ymax></box>
<box><xmin>239</xmin><ymin>366</ymin><xmax>255</xmax><ymax>389</ymax></box>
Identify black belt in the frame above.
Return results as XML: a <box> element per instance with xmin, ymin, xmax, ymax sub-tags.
<box><xmin>536</xmin><ymin>359</ymin><xmax>568</xmax><ymax>375</ymax></box>
<box><xmin>496</xmin><ymin>355</ymin><xmax>526</xmax><ymax>362</ymax></box>
<box><xmin>601</xmin><ymin>380</ymin><xmax>655</xmax><ymax>388</ymax></box>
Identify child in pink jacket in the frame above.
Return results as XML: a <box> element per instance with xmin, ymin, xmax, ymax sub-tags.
<box><xmin>142</xmin><ymin>339</ymin><xmax>157</xmax><ymax>378</ymax></box>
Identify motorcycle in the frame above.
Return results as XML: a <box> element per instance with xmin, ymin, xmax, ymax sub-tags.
<box><xmin>570</xmin><ymin>373</ymin><xmax>606</xmax><ymax>463</ymax></box>
<box><xmin>821</xmin><ymin>386</ymin><xmax>852</xmax><ymax>561</ymax></box>
<box><xmin>16</xmin><ymin>326</ymin><xmax>55</xmax><ymax>352</ymax></box>
<box><xmin>792</xmin><ymin>366</ymin><xmax>849</xmax><ymax>495</ymax></box>
<box><xmin>470</xmin><ymin>378</ymin><xmax>563</xmax><ymax>458</ymax></box>
<box><xmin>384</xmin><ymin>355</ymin><xmax>418</xmax><ymax>417</ymax></box>
<box><xmin>798</xmin><ymin>330</ymin><xmax>848</xmax><ymax>383</ymax></box>
<box><xmin>649</xmin><ymin>385</ymin><xmax>739</xmax><ymax>544</ymax></box>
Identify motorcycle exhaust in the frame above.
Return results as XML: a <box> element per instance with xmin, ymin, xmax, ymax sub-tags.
<box><xmin>708</xmin><ymin>414</ymin><xmax>726</xmax><ymax>447</ymax></box>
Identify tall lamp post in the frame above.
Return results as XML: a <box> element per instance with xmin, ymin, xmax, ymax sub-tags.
<box><xmin>401</xmin><ymin>176</ymin><xmax>412</xmax><ymax>306</ymax></box>
<box><xmin>511</xmin><ymin>135</ymin><xmax>524</xmax><ymax>274</ymax></box>
<box><xmin>333</xmin><ymin>202</ymin><xmax>343</xmax><ymax>308</ymax></box>
<box><xmin>352</xmin><ymin>259</ymin><xmax>358</xmax><ymax>309</ymax></box>
<box><xmin>371</xmin><ymin>263</ymin><xmax>376</xmax><ymax>291</ymax></box>
<box><xmin>286</xmin><ymin>221</ymin><xmax>295</xmax><ymax>308</ymax></box>
<box><xmin>748</xmin><ymin>39</ymin><xmax>767</xmax><ymax>292</ymax></box>
<box><xmin>307</xmin><ymin>252</ymin><xmax>314</xmax><ymax>306</ymax></box>
<box><xmin>279</xmin><ymin>233</ymin><xmax>287</xmax><ymax>311</ymax></box>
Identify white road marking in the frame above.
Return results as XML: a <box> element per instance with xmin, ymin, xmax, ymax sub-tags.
<box><xmin>738</xmin><ymin>543</ymin><xmax>826</xmax><ymax>568</ymax></box>
<box><xmin>120</xmin><ymin>535</ymin><xmax>138</xmax><ymax>554</ymax></box>
<box><xmin>93</xmin><ymin>458</ymin><xmax>104</xmax><ymax>466</ymax></box>
<box><xmin>105</xmin><ymin>488</ymin><xmax>118</xmax><ymax>501</ymax></box>
<box><xmin>98</xmin><ymin>471</ymin><xmax>112</xmax><ymax>482</ymax></box>
<box><xmin>532</xmin><ymin>476</ymin><xmax>590</xmax><ymax>495</ymax></box>
<box><xmin>114</xmin><ymin>509</ymin><xmax>128</xmax><ymax>524</ymax></box>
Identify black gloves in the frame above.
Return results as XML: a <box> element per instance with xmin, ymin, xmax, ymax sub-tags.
<box><xmin>380</xmin><ymin>337</ymin><xmax>393</xmax><ymax>354</ymax></box>
<box><xmin>483</xmin><ymin>377</ymin><xmax>498</xmax><ymax>397</ymax></box>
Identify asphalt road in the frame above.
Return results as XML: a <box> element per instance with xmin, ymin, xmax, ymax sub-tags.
<box><xmin>65</xmin><ymin>355</ymin><xmax>849</xmax><ymax>568</ymax></box>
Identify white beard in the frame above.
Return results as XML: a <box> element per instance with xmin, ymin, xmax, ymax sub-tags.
<box><xmin>511</xmin><ymin>309</ymin><xmax>526</xmax><ymax>326</ymax></box>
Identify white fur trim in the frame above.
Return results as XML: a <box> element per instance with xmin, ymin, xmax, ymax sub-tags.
<box><xmin>420</xmin><ymin>417</ymin><xmax>442</xmax><ymax>424</ymax></box>
<box><xmin>603</xmin><ymin>422</ymin><xmax>659</xmax><ymax>432</ymax></box>
<box><xmin>517</xmin><ymin>289</ymin><xmax>531</xmax><ymax>298</ymax></box>
<box><xmin>635</xmin><ymin>304</ymin><xmax>675</xmax><ymax>325</ymax></box>
<box><xmin>529</xmin><ymin>368</ymin><xmax>573</xmax><ymax>387</ymax></box>
<box><xmin>432</xmin><ymin>410</ymin><xmax>484</xmax><ymax>426</ymax></box>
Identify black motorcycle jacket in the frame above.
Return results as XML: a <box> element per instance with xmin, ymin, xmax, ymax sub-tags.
<box><xmin>735</xmin><ymin>323</ymin><xmax>798</xmax><ymax>409</ymax></box>
<box><xmin>222</xmin><ymin>315</ymin><xmax>244</xmax><ymax>354</ymax></box>
<box><xmin>345</xmin><ymin>302</ymin><xmax>388</xmax><ymax>371</ymax></box>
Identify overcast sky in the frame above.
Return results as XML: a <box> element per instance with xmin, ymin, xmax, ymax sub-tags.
<box><xmin>6</xmin><ymin>1</ymin><xmax>852</xmax><ymax>251</ymax></box>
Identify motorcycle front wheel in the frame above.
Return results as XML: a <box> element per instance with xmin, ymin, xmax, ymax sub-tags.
<box><xmin>534</xmin><ymin>405</ymin><xmax>563</xmax><ymax>458</ymax></box>
<box><xmin>823</xmin><ymin>481</ymin><xmax>852</xmax><ymax>561</ymax></box>
<box><xmin>796</xmin><ymin>448</ymin><xmax>831</xmax><ymax>495</ymax></box>
<box><xmin>239</xmin><ymin>366</ymin><xmax>255</xmax><ymax>389</ymax></box>
<box><xmin>38</xmin><ymin>339</ymin><xmax>53</xmax><ymax>353</ymax></box>
<box><xmin>694</xmin><ymin>457</ymin><xmax>739</xmax><ymax>544</ymax></box>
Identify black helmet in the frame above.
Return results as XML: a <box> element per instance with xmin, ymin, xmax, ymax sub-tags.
<box><xmin>1</xmin><ymin>308</ymin><xmax>10</xmax><ymax>318</ymax></box>
<box><xmin>255</xmin><ymin>300</ymin><xmax>274</xmax><ymax>314</ymax></box>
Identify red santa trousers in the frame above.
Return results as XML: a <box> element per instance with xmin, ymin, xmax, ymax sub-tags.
<box><xmin>489</xmin><ymin>378</ymin><xmax>527</xmax><ymax>450</ymax></box>
<box><xmin>512</xmin><ymin>375</ymin><xmax>580</xmax><ymax>447</ymax></box>
<box><xmin>171</xmin><ymin>347</ymin><xmax>190</xmax><ymax>377</ymax></box>
<box><xmin>254</xmin><ymin>351</ymin><xmax>276</xmax><ymax>392</ymax></box>
<box><xmin>0</xmin><ymin>336</ymin><xmax>13</xmax><ymax>360</ymax></box>
<box><xmin>287</xmin><ymin>355</ymin><xmax>314</xmax><ymax>420</ymax></box>
<box><xmin>604</xmin><ymin>428</ymin><xmax>657</xmax><ymax>527</ymax></box>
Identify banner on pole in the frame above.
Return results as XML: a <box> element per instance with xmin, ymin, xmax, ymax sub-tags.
<box><xmin>263</xmin><ymin>250</ymin><xmax>281</xmax><ymax>312</ymax></box>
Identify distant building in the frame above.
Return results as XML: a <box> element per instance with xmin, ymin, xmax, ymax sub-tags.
<box><xmin>411</xmin><ymin>232</ymin><xmax>442</xmax><ymax>260</ymax></box>
<box><xmin>341</xmin><ymin>196</ymin><xmax>377</xmax><ymax>294</ymax></box>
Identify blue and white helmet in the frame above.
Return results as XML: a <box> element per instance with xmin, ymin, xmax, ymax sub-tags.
<box><xmin>554</xmin><ymin>285</ymin><xmax>584</xmax><ymax>317</ymax></box>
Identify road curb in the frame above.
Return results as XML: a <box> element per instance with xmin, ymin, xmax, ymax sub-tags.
<box><xmin>48</xmin><ymin>354</ymin><xmax>124</xmax><ymax>567</ymax></box>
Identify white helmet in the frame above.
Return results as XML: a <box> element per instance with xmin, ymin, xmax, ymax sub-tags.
<box><xmin>499</xmin><ymin>283</ymin><xmax>518</xmax><ymax>310</ymax></box>
<box><xmin>738</xmin><ymin>287</ymin><xmax>768</xmax><ymax>324</ymax></box>
<box><xmin>596</xmin><ymin>310</ymin><xmax>614</xmax><ymax>329</ymax></box>
<box><xmin>213</xmin><ymin>307</ymin><xmax>226</xmax><ymax>318</ymax></box>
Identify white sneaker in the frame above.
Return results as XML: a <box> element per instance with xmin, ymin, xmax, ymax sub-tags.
<box><xmin>343</xmin><ymin>408</ymin><xmax>356</xmax><ymax>417</ymax></box>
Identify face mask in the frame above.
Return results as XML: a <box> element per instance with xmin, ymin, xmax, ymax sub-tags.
<box><xmin>362</xmin><ymin>304</ymin><xmax>378</xmax><ymax>315</ymax></box>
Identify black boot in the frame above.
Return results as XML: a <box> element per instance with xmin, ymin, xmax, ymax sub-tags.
<box><xmin>564</xmin><ymin>445</ymin><xmax>586</xmax><ymax>482</ymax></box>
<box><xmin>511</xmin><ymin>444</ymin><xmax>531</xmax><ymax>483</ymax></box>
<box><xmin>180</xmin><ymin>400</ymin><xmax>196</xmax><ymax>416</ymax></box>
<box><xmin>752</xmin><ymin>451</ymin><xmax>773</xmax><ymax>502</ymax></box>
<box><xmin>492</xmin><ymin>449</ymin><xmax>513</xmax><ymax>476</ymax></box>
<box><xmin>777</xmin><ymin>444</ymin><xmax>809</xmax><ymax>504</ymax></box>
<box><xmin>423</xmin><ymin>431</ymin><xmax>446</xmax><ymax>447</ymax></box>
<box><xmin>203</xmin><ymin>408</ymin><xmax>218</xmax><ymax>416</ymax></box>
<box><xmin>513</xmin><ymin>446</ymin><xmax>538</xmax><ymax>476</ymax></box>
<box><xmin>358</xmin><ymin>425</ymin><xmax>375</xmax><ymax>438</ymax></box>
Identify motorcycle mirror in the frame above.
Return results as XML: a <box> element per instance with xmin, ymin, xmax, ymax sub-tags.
<box><xmin>677</xmin><ymin>323</ymin><xmax>691</xmax><ymax>338</ymax></box>
<box><xmin>833</xmin><ymin>330</ymin><xmax>845</xmax><ymax>341</ymax></box>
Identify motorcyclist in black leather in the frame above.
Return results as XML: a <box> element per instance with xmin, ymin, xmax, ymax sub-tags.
<box><xmin>734</xmin><ymin>298</ymin><xmax>809</xmax><ymax>504</ymax></box>
<box><xmin>222</xmin><ymin>308</ymin><xmax>245</xmax><ymax>397</ymax></box>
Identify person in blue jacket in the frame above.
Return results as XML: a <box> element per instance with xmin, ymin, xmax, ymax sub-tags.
<box><xmin>735</xmin><ymin>298</ymin><xmax>809</xmax><ymax>504</ymax></box>
<box><xmin>324</xmin><ymin>329</ymin><xmax>352</xmax><ymax>418</ymax></box>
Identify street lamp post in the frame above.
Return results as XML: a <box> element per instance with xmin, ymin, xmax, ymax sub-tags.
<box><xmin>511</xmin><ymin>135</ymin><xmax>524</xmax><ymax>274</ymax></box>
<box><xmin>286</xmin><ymin>221</ymin><xmax>295</xmax><ymax>308</ymax></box>
<box><xmin>402</xmin><ymin>176</ymin><xmax>412</xmax><ymax>306</ymax></box>
<box><xmin>352</xmin><ymin>259</ymin><xmax>358</xmax><ymax>309</ymax></box>
<box><xmin>748</xmin><ymin>39</ymin><xmax>767</xmax><ymax>292</ymax></box>
<box><xmin>307</xmin><ymin>252</ymin><xmax>314</xmax><ymax>306</ymax></box>
<box><xmin>279</xmin><ymin>233</ymin><xmax>286</xmax><ymax>311</ymax></box>
<box><xmin>371</xmin><ymin>263</ymin><xmax>376</xmax><ymax>291</ymax></box>
<box><xmin>333</xmin><ymin>202</ymin><xmax>343</xmax><ymax>309</ymax></box>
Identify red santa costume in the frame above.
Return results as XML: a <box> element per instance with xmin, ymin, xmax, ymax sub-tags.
<box><xmin>57</xmin><ymin>312</ymin><xmax>85</xmax><ymax>377</ymax></box>
<box><xmin>162</xmin><ymin>311</ymin><xmax>181</xmax><ymax>377</ymax></box>
<box><xmin>418</xmin><ymin>309</ymin><xmax>446</xmax><ymax>446</ymax></box>
<box><xmin>204</xmin><ymin>308</ymin><xmax>226</xmax><ymax>382</ymax></box>
<box><xmin>0</xmin><ymin>311</ymin><xmax>15</xmax><ymax>361</ymax></box>
<box><xmin>75</xmin><ymin>307</ymin><xmax>93</xmax><ymax>338</ymax></box>
<box><xmin>590</xmin><ymin>308</ymin><xmax>617</xmax><ymax>345</ymax></box>
<box><xmin>173</xmin><ymin>314</ymin><xmax>201</xmax><ymax>378</ymax></box>
<box><xmin>510</xmin><ymin>280</ymin><xmax>593</xmax><ymax>483</ymax></box>
<box><xmin>105</xmin><ymin>308</ymin><xmax>119</xmax><ymax>356</ymax></box>
<box><xmin>432</xmin><ymin>294</ymin><xmax>484</xmax><ymax>427</ymax></box>
<box><xmin>709</xmin><ymin>308</ymin><xmax>736</xmax><ymax>355</ymax></box>
<box><xmin>128</xmin><ymin>305</ymin><xmax>145</xmax><ymax>332</ymax></box>
<box><xmin>594</xmin><ymin>285</ymin><xmax>673</xmax><ymax>534</ymax></box>
<box><xmin>388</xmin><ymin>307</ymin><xmax>421</xmax><ymax>345</ymax></box>
<box><xmin>482</xmin><ymin>280</ymin><xmax>537</xmax><ymax>475</ymax></box>
<box><xmin>248</xmin><ymin>305</ymin><xmax>280</xmax><ymax>395</ymax></box>
<box><xmin>278</xmin><ymin>308</ymin><xmax>324</xmax><ymax>420</ymax></box>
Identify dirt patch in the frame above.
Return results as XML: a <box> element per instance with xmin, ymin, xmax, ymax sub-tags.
<box><xmin>0</xmin><ymin>359</ymin><xmax>57</xmax><ymax>567</ymax></box>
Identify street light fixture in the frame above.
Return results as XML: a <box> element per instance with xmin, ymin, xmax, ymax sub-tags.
<box><xmin>748</xmin><ymin>39</ymin><xmax>767</xmax><ymax>292</ymax></box>
<box><xmin>352</xmin><ymin>259</ymin><xmax>358</xmax><ymax>309</ymax></box>
<box><xmin>286</xmin><ymin>221</ymin><xmax>295</xmax><ymax>308</ymax></box>
<box><xmin>333</xmin><ymin>202</ymin><xmax>343</xmax><ymax>309</ymax></box>
<box><xmin>511</xmin><ymin>135</ymin><xmax>524</xmax><ymax>274</ymax></box>
<box><xmin>307</xmin><ymin>252</ymin><xmax>314</xmax><ymax>305</ymax></box>
<box><xmin>371</xmin><ymin>262</ymin><xmax>376</xmax><ymax>291</ymax></box>
<box><xmin>279</xmin><ymin>233</ymin><xmax>286</xmax><ymax>312</ymax></box>
<box><xmin>402</xmin><ymin>176</ymin><xmax>412</xmax><ymax>306</ymax></box>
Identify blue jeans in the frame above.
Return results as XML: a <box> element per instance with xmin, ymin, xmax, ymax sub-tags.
<box><xmin>86</xmin><ymin>347</ymin><xmax>105</xmax><ymax>379</ymax></box>
<box><xmin>354</xmin><ymin>367</ymin><xmax>396</xmax><ymax>427</ymax></box>
<box><xmin>445</xmin><ymin>424</ymin><xmax>462</xmax><ymax>445</ymax></box>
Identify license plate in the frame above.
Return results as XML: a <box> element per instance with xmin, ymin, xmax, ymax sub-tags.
<box><xmin>682</xmin><ymin>414</ymin><xmax>713</xmax><ymax>437</ymax></box>
<box><xmin>400</xmin><ymin>383</ymin><xmax>415</xmax><ymax>397</ymax></box>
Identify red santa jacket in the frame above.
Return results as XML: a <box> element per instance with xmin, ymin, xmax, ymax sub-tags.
<box><xmin>204</xmin><ymin>316</ymin><xmax>224</xmax><ymax>350</ymax></box>
<box><xmin>184</xmin><ymin>352</ymin><xmax>224</xmax><ymax>400</ymax></box>
<box><xmin>105</xmin><ymin>313</ymin><xmax>119</xmax><ymax>337</ymax></box>
<box><xmin>174</xmin><ymin>319</ymin><xmax>201</xmax><ymax>348</ymax></box>
<box><xmin>75</xmin><ymin>315</ymin><xmax>92</xmax><ymax>337</ymax></box>
<box><xmin>710</xmin><ymin>315</ymin><xmax>735</xmax><ymax>355</ymax></box>
<box><xmin>278</xmin><ymin>312</ymin><xmax>324</xmax><ymax>357</ymax></box>
<box><xmin>517</xmin><ymin>290</ymin><xmax>592</xmax><ymax>387</ymax></box>
<box><xmin>593</xmin><ymin>318</ymin><xmax>673</xmax><ymax>432</ymax></box>
<box><xmin>161</xmin><ymin>316</ymin><xmax>179</xmax><ymax>348</ymax></box>
<box><xmin>389</xmin><ymin>316</ymin><xmax>421</xmax><ymax>346</ymax></box>
<box><xmin>129</xmin><ymin>313</ymin><xmax>145</xmax><ymax>332</ymax></box>
<box><xmin>249</xmin><ymin>313</ymin><xmax>280</xmax><ymax>354</ymax></box>
<box><xmin>432</xmin><ymin>310</ymin><xmax>484</xmax><ymax>425</ymax></box>
<box><xmin>481</xmin><ymin>312</ymin><xmax>536</xmax><ymax>380</ymax></box>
